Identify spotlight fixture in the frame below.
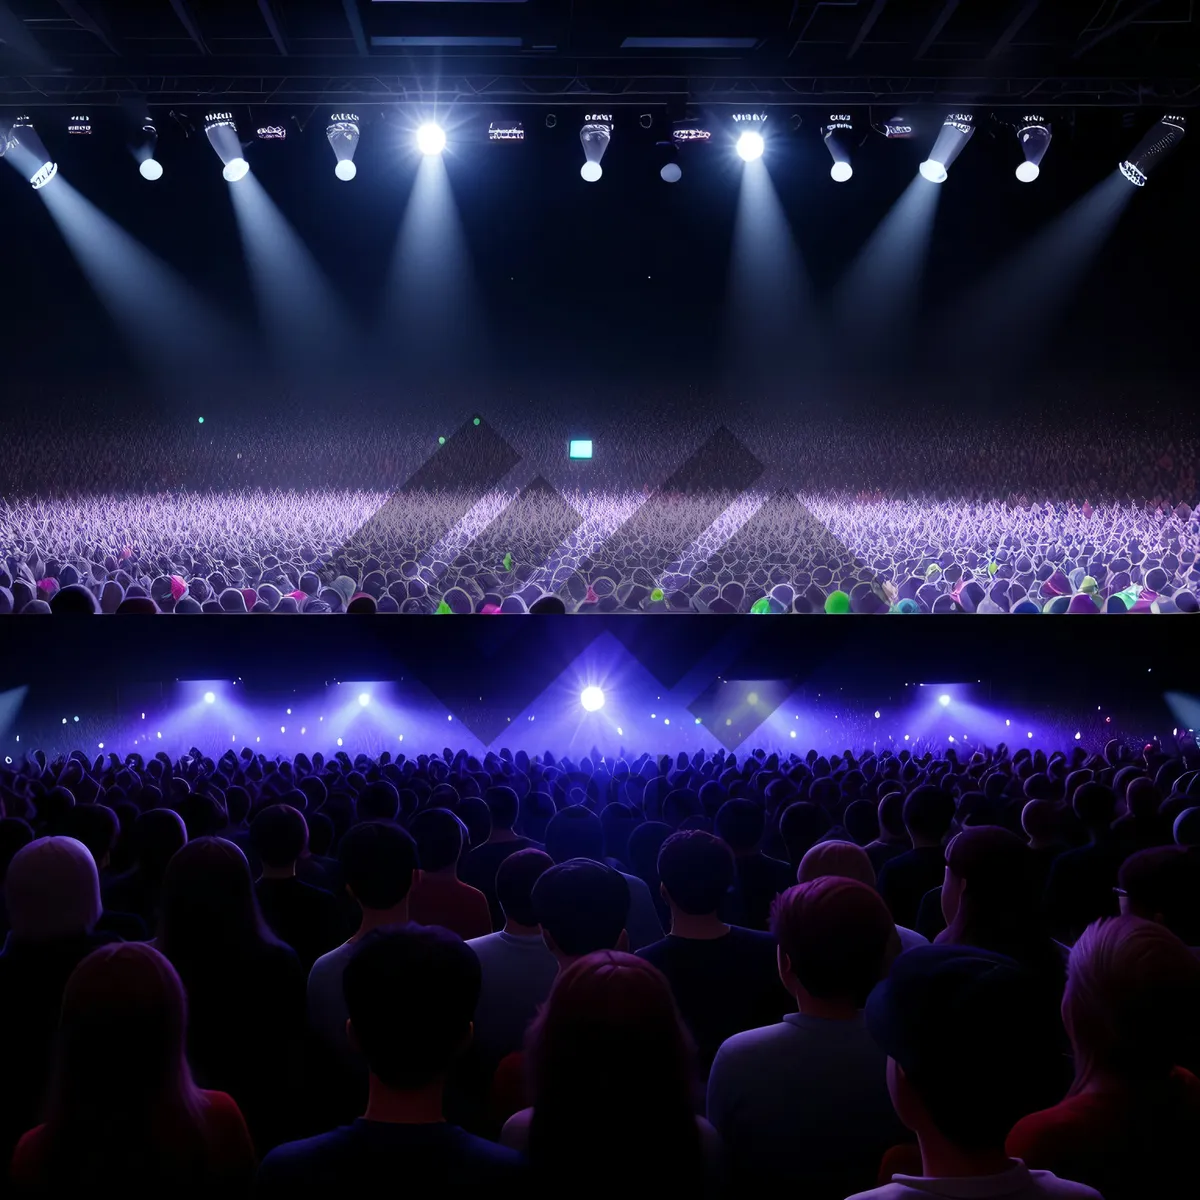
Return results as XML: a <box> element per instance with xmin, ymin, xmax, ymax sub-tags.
<box><xmin>1119</xmin><ymin>113</ymin><xmax>1186</xmax><ymax>187</ymax></box>
<box><xmin>580</xmin><ymin>686</ymin><xmax>606</xmax><ymax>712</ymax></box>
<box><xmin>919</xmin><ymin>111</ymin><xmax>974</xmax><ymax>183</ymax></box>
<box><xmin>938</xmin><ymin>694</ymin><xmax>951</xmax><ymax>707</ymax></box>
<box><xmin>821</xmin><ymin>113</ymin><xmax>854</xmax><ymax>182</ymax></box>
<box><xmin>358</xmin><ymin>692</ymin><xmax>371</xmax><ymax>707</ymax></box>
<box><xmin>1015</xmin><ymin>114</ymin><xmax>1051</xmax><ymax>182</ymax></box>
<box><xmin>327</xmin><ymin>111</ymin><xmax>360</xmax><ymax>180</ymax></box>
<box><xmin>204</xmin><ymin>691</ymin><xmax>216</xmax><ymax>704</ymax></box>
<box><xmin>488</xmin><ymin>120</ymin><xmax>525</xmax><ymax>142</ymax></box>
<box><xmin>137</xmin><ymin>115</ymin><xmax>163</xmax><ymax>180</ymax></box>
<box><xmin>4</xmin><ymin>115</ymin><xmax>58</xmax><ymax>190</ymax></box>
<box><xmin>256</xmin><ymin>124</ymin><xmax>287</xmax><ymax>140</ymax></box>
<box><xmin>733</xmin><ymin>112</ymin><xmax>768</xmax><ymax>161</ymax></box>
<box><xmin>204</xmin><ymin>111</ymin><xmax>249</xmax><ymax>181</ymax></box>
<box><xmin>580</xmin><ymin>113</ymin><xmax>612</xmax><ymax>181</ymax></box>
<box><xmin>67</xmin><ymin>114</ymin><xmax>92</xmax><ymax>136</ymax></box>
<box><xmin>658</xmin><ymin>119</ymin><xmax>712</xmax><ymax>182</ymax></box>
<box><xmin>416</xmin><ymin>122</ymin><xmax>446</xmax><ymax>156</ymax></box>
<box><xmin>639</xmin><ymin>113</ymin><xmax>653</xmax><ymax>130</ymax></box>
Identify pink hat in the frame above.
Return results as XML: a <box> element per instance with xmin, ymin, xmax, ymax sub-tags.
<box><xmin>241</xmin><ymin>588</ymin><xmax>257</xmax><ymax>609</ymax></box>
<box><xmin>290</xmin><ymin>590</ymin><xmax>306</xmax><ymax>602</ymax></box>
<box><xmin>169</xmin><ymin>575</ymin><xmax>188</xmax><ymax>602</ymax></box>
<box><xmin>480</xmin><ymin>603</ymin><xmax>502</xmax><ymax>614</ymax></box>
<box><xmin>36</xmin><ymin>578</ymin><xmax>59</xmax><ymax>597</ymax></box>
<box><xmin>585</xmin><ymin>585</ymin><xmax>598</xmax><ymax>604</ymax></box>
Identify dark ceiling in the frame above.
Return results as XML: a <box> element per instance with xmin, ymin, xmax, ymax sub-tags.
<box><xmin>0</xmin><ymin>0</ymin><xmax>1198</xmax><ymax>108</ymax></box>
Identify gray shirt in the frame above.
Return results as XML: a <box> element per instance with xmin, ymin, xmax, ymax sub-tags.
<box><xmin>307</xmin><ymin>938</ymin><xmax>359</xmax><ymax>1063</ymax></box>
<box><xmin>706</xmin><ymin>1011</ymin><xmax>906</xmax><ymax>1199</ymax></box>
<box><xmin>465</xmin><ymin>930</ymin><xmax>559</xmax><ymax>1064</ymax></box>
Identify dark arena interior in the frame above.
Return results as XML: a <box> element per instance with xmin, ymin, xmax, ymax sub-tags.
<box><xmin>4</xmin><ymin>4</ymin><xmax>1200</xmax><ymax>1200</ymax></box>
<box><xmin>2</xmin><ymin>1</ymin><xmax>1199</xmax><ymax>615</ymax></box>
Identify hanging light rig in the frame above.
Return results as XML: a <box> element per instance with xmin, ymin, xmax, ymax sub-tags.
<box><xmin>327</xmin><ymin>112</ymin><xmax>361</xmax><ymax>180</ymax></box>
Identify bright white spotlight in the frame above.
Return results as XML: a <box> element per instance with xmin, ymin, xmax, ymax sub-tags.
<box><xmin>204</xmin><ymin>691</ymin><xmax>215</xmax><ymax>704</ymax></box>
<box><xmin>920</xmin><ymin>112</ymin><xmax>974</xmax><ymax>183</ymax></box>
<box><xmin>580</xmin><ymin>686</ymin><xmax>605</xmax><ymax>712</ymax></box>
<box><xmin>1015</xmin><ymin>161</ymin><xmax>1040</xmax><ymax>183</ymax></box>
<box><xmin>205</xmin><ymin>111</ymin><xmax>249</xmax><ymax>179</ymax></box>
<box><xmin>736</xmin><ymin>131</ymin><xmax>764</xmax><ymax>162</ymax></box>
<box><xmin>417</xmin><ymin>123</ymin><xmax>446</xmax><ymax>156</ymax></box>
<box><xmin>358</xmin><ymin>692</ymin><xmax>371</xmax><ymax>707</ymax></box>
<box><xmin>660</xmin><ymin>161</ymin><xmax>682</xmax><ymax>183</ymax></box>
<box><xmin>938</xmin><ymin>694</ymin><xmax>951</xmax><ymax>707</ymax></box>
<box><xmin>140</xmin><ymin>158</ymin><xmax>164</xmax><ymax>181</ymax></box>
<box><xmin>1015</xmin><ymin>116</ymin><xmax>1050</xmax><ymax>183</ymax></box>
<box><xmin>223</xmin><ymin>157</ymin><xmax>250</xmax><ymax>182</ymax></box>
<box><xmin>328</xmin><ymin>112</ymin><xmax>360</xmax><ymax>180</ymax></box>
<box><xmin>830</xmin><ymin>161</ymin><xmax>854</xmax><ymax>183</ymax></box>
<box><xmin>822</xmin><ymin>114</ymin><xmax>854</xmax><ymax>183</ymax></box>
<box><xmin>920</xmin><ymin>159</ymin><xmax>948</xmax><ymax>183</ymax></box>
<box><xmin>580</xmin><ymin>116</ymin><xmax>612</xmax><ymax>181</ymax></box>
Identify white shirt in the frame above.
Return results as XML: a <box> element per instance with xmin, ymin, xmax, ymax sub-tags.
<box><xmin>465</xmin><ymin>929</ymin><xmax>558</xmax><ymax>1063</ymax></box>
<box><xmin>847</xmin><ymin>1161</ymin><xmax>1103</xmax><ymax>1200</ymax></box>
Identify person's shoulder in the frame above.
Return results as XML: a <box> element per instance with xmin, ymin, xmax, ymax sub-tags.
<box><xmin>465</xmin><ymin>930</ymin><xmax>503</xmax><ymax>951</ymax></box>
<box><xmin>309</xmin><ymin>940</ymin><xmax>353</xmax><ymax>981</ymax></box>
<box><xmin>710</xmin><ymin>1020</ymin><xmax>790</xmax><ymax>1069</ymax></box>
<box><xmin>455</xmin><ymin>1124</ymin><xmax>526</xmax><ymax>1173</ymax></box>
<box><xmin>727</xmin><ymin>924</ymin><xmax>776</xmax><ymax>948</ymax></box>
<box><xmin>259</xmin><ymin>1126</ymin><xmax>355</xmax><ymax>1183</ymax></box>
<box><xmin>1007</xmin><ymin>1096</ymin><xmax>1103</xmax><ymax>1158</ymax></box>
<box><xmin>634</xmin><ymin>936</ymin><xmax>671</xmax><ymax>964</ymax></box>
<box><xmin>1025</xmin><ymin>1169</ymin><xmax>1105</xmax><ymax>1197</ymax></box>
<box><xmin>499</xmin><ymin>1107</ymin><xmax>533</xmax><ymax>1153</ymax></box>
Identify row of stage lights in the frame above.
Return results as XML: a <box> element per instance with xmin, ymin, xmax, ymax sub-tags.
<box><xmin>1</xmin><ymin>107</ymin><xmax>1188</xmax><ymax>190</ymax></box>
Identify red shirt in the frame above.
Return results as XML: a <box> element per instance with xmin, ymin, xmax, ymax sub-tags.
<box><xmin>1006</xmin><ymin>1068</ymin><xmax>1200</xmax><ymax>1200</ymax></box>
<box><xmin>11</xmin><ymin>1089</ymin><xmax>256</xmax><ymax>1192</ymax></box>
<box><xmin>407</xmin><ymin>873</ymin><xmax>493</xmax><ymax>941</ymax></box>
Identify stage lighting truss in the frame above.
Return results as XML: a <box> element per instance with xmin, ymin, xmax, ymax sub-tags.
<box><xmin>580</xmin><ymin>113</ymin><xmax>612</xmax><ymax>181</ymax></box>
<box><xmin>920</xmin><ymin>111</ymin><xmax>975</xmax><ymax>183</ymax></box>
<box><xmin>488</xmin><ymin>120</ymin><xmax>525</xmax><ymax>142</ymax></box>
<box><xmin>327</xmin><ymin>112</ymin><xmax>360</xmax><ymax>180</ymax></box>
<box><xmin>821</xmin><ymin>113</ymin><xmax>854</xmax><ymax>182</ymax></box>
<box><xmin>204</xmin><ymin>110</ymin><xmax>249</xmax><ymax>181</ymax></box>
<box><xmin>1119</xmin><ymin>113</ymin><xmax>1186</xmax><ymax>187</ymax></box>
<box><xmin>1015</xmin><ymin>115</ymin><xmax>1051</xmax><ymax>182</ymax></box>
<box><xmin>733</xmin><ymin>111</ymin><xmax>767</xmax><ymax>161</ymax></box>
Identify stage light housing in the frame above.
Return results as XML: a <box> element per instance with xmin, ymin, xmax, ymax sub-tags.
<box><xmin>488</xmin><ymin>120</ymin><xmax>525</xmax><ymax>142</ymax></box>
<box><xmin>5</xmin><ymin>115</ymin><xmax>58</xmax><ymax>190</ymax></box>
<box><xmin>1119</xmin><ymin>113</ymin><xmax>1186</xmax><ymax>187</ymax></box>
<box><xmin>821</xmin><ymin>113</ymin><xmax>854</xmax><ymax>182</ymax></box>
<box><xmin>580</xmin><ymin>686</ymin><xmax>605</xmax><ymax>712</ymax></box>
<box><xmin>920</xmin><ymin>111</ymin><xmax>974</xmax><ymax>183</ymax></box>
<box><xmin>1015</xmin><ymin>115</ymin><xmax>1051</xmax><ymax>183</ymax></box>
<box><xmin>569</xmin><ymin>440</ymin><xmax>593</xmax><ymax>460</ymax></box>
<box><xmin>327</xmin><ymin>112</ymin><xmax>360</xmax><ymax>181</ymax></box>
<box><xmin>660</xmin><ymin>161</ymin><xmax>682</xmax><ymax>182</ymax></box>
<box><xmin>417</xmin><ymin>122</ymin><xmax>446</xmax><ymax>156</ymax></box>
<box><xmin>736</xmin><ymin>130</ymin><xmax>764</xmax><ymax>161</ymax></box>
<box><xmin>580</xmin><ymin>114</ymin><xmax>612</xmax><ymax>182</ymax></box>
<box><xmin>67</xmin><ymin>114</ymin><xmax>92</xmax><ymax>136</ymax></box>
<box><xmin>205</xmin><ymin>111</ymin><xmax>249</xmax><ymax>180</ymax></box>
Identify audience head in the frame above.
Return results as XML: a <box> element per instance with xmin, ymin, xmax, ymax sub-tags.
<box><xmin>495</xmin><ymin>847</ymin><xmax>554</xmax><ymax>929</ymax></box>
<box><xmin>797</xmin><ymin>839</ymin><xmax>876</xmax><ymax>888</ymax></box>
<box><xmin>1020</xmin><ymin>797</ymin><xmax>1061</xmax><ymax>848</ymax></box>
<box><xmin>877</xmin><ymin>789</ymin><xmax>908</xmax><ymax>841</ymax></box>
<box><xmin>1117</xmin><ymin>845</ymin><xmax>1200</xmax><ymax>945</ymax></box>
<box><xmin>343</xmin><ymin>926</ymin><xmax>481</xmax><ymax>1089</ymax></box>
<box><xmin>544</xmin><ymin>805</ymin><xmax>605</xmax><ymax>864</ymax></box>
<box><xmin>941</xmin><ymin>825</ymin><xmax>1041</xmax><ymax>935</ymax></box>
<box><xmin>338</xmin><ymin>821</ymin><xmax>418</xmax><ymax>912</ymax></box>
<box><xmin>903</xmin><ymin>785</ymin><xmax>955</xmax><ymax>845</ymax></box>
<box><xmin>1063</xmin><ymin>916</ymin><xmax>1200</xmax><ymax>1092</ymax></box>
<box><xmin>715</xmin><ymin>798</ymin><xmax>765</xmax><ymax>854</ymax></box>
<box><xmin>866</xmin><ymin>945</ymin><xmax>1067</xmax><ymax>1153</ymax></box>
<box><xmin>1073</xmin><ymin>781</ymin><xmax>1118</xmax><ymax>833</ymax></box>
<box><xmin>409</xmin><ymin>807</ymin><xmax>467</xmax><ymax>872</ymax></box>
<box><xmin>843</xmin><ymin>799</ymin><xmax>879</xmax><ymax>846</ymax></box>
<box><xmin>132</xmin><ymin>809</ymin><xmax>188</xmax><ymax>879</ymax></box>
<box><xmin>772</xmin><ymin>877</ymin><xmax>896</xmax><ymax>1010</ymax></box>
<box><xmin>532</xmin><ymin>859</ymin><xmax>630</xmax><ymax>961</ymax></box>
<box><xmin>6</xmin><ymin>836</ymin><xmax>101</xmax><ymax>941</ymax></box>
<box><xmin>249</xmin><ymin>803</ymin><xmax>308</xmax><ymax>871</ymax></box>
<box><xmin>357</xmin><ymin>781</ymin><xmax>400</xmax><ymax>823</ymax></box>
<box><xmin>525</xmin><ymin>951</ymin><xmax>702</xmax><ymax>1186</ymax></box>
<box><xmin>656</xmin><ymin>830</ymin><xmax>735</xmax><ymax>916</ymax></box>
<box><xmin>485</xmin><ymin>785</ymin><xmax>519</xmax><ymax>832</ymax></box>
<box><xmin>1174</xmin><ymin>806</ymin><xmax>1200</xmax><ymax>848</ymax></box>
<box><xmin>60</xmin><ymin>805</ymin><xmax>121</xmax><ymax>871</ymax></box>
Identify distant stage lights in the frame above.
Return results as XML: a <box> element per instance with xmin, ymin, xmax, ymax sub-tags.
<box><xmin>938</xmin><ymin>694</ymin><xmax>952</xmax><ymax>707</ymax></box>
<box><xmin>327</xmin><ymin>112</ymin><xmax>360</xmax><ymax>181</ymax></box>
<box><xmin>204</xmin><ymin>692</ymin><xmax>215</xmax><ymax>704</ymax></box>
<box><xmin>580</xmin><ymin>114</ymin><xmax>612</xmax><ymax>182</ymax></box>
<box><xmin>416</xmin><ymin>122</ymin><xmax>446</xmax><ymax>156</ymax></box>
<box><xmin>580</xmin><ymin>686</ymin><xmax>606</xmax><ymax>712</ymax></box>
<box><xmin>488</xmin><ymin>120</ymin><xmax>525</xmax><ymax>143</ymax></box>
<box><xmin>204</xmin><ymin>111</ymin><xmax>249</xmax><ymax>181</ymax></box>
<box><xmin>1015</xmin><ymin>115</ymin><xmax>1051</xmax><ymax>183</ymax></box>
<box><xmin>658</xmin><ymin>121</ymin><xmax>711</xmax><ymax>182</ymax></box>
<box><xmin>821</xmin><ymin>113</ymin><xmax>854</xmax><ymax>182</ymax></box>
<box><xmin>920</xmin><ymin>111</ymin><xmax>975</xmax><ymax>184</ymax></box>
<box><xmin>358</xmin><ymin>692</ymin><xmax>371</xmax><ymax>707</ymax></box>
<box><xmin>1119</xmin><ymin>113</ymin><xmax>1186</xmax><ymax>187</ymax></box>
<box><xmin>4</xmin><ymin>115</ymin><xmax>58</xmax><ymax>190</ymax></box>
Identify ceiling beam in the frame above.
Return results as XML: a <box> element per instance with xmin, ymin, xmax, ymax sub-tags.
<box><xmin>1072</xmin><ymin>0</ymin><xmax>1164</xmax><ymax>59</ymax></box>
<box><xmin>987</xmin><ymin>0</ymin><xmax>1042</xmax><ymax>60</ymax></box>
<box><xmin>847</xmin><ymin>0</ymin><xmax>889</xmax><ymax>60</ymax></box>
<box><xmin>342</xmin><ymin>0</ymin><xmax>368</xmax><ymax>56</ymax></box>
<box><xmin>257</xmin><ymin>0</ymin><xmax>288</xmax><ymax>56</ymax></box>
<box><xmin>55</xmin><ymin>0</ymin><xmax>121</xmax><ymax>56</ymax></box>
<box><xmin>168</xmin><ymin>0</ymin><xmax>209</xmax><ymax>55</ymax></box>
<box><xmin>0</xmin><ymin>0</ymin><xmax>53</xmax><ymax>68</ymax></box>
<box><xmin>914</xmin><ymin>0</ymin><xmax>960</xmax><ymax>60</ymax></box>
